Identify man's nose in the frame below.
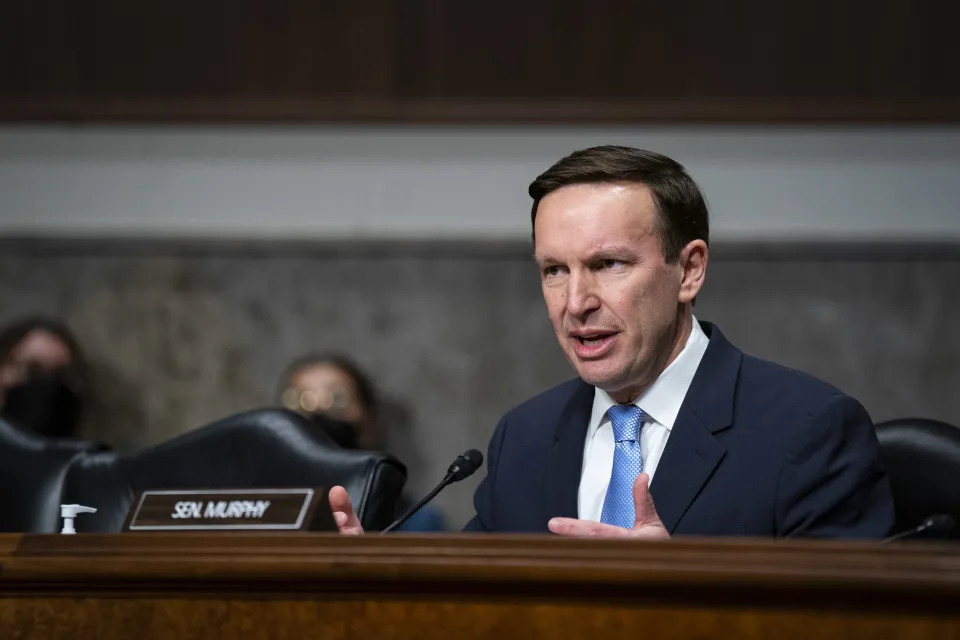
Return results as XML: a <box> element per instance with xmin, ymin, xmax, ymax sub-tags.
<box><xmin>566</xmin><ymin>271</ymin><xmax>600</xmax><ymax>317</ymax></box>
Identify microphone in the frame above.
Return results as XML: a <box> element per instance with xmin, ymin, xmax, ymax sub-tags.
<box><xmin>380</xmin><ymin>448</ymin><xmax>483</xmax><ymax>534</ymax></box>
<box><xmin>881</xmin><ymin>514</ymin><xmax>955</xmax><ymax>543</ymax></box>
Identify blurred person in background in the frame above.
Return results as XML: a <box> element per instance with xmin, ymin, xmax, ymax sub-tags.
<box><xmin>278</xmin><ymin>353</ymin><xmax>446</xmax><ymax>532</ymax></box>
<box><xmin>0</xmin><ymin>316</ymin><xmax>88</xmax><ymax>439</ymax></box>
<box><xmin>279</xmin><ymin>353</ymin><xmax>381</xmax><ymax>451</ymax></box>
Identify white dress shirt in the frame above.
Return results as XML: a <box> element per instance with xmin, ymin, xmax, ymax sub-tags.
<box><xmin>577</xmin><ymin>317</ymin><xmax>710</xmax><ymax>522</ymax></box>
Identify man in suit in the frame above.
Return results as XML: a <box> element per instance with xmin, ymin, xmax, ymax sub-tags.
<box><xmin>331</xmin><ymin>145</ymin><xmax>894</xmax><ymax>539</ymax></box>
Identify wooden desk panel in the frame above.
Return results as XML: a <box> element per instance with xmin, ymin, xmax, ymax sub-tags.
<box><xmin>1</xmin><ymin>534</ymin><xmax>959</xmax><ymax>639</ymax></box>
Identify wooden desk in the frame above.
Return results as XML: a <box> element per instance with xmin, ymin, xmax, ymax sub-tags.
<box><xmin>1</xmin><ymin>533</ymin><xmax>959</xmax><ymax>639</ymax></box>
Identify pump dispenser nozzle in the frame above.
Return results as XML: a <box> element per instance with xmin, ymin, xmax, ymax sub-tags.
<box><xmin>60</xmin><ymin>504</ymin><xmax>97</xmax><ymax>534</ymax></box>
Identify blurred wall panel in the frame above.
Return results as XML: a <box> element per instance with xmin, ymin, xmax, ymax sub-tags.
<box><xmin>2</xmin><ymin>0</ymin><xmax>958</xmax><ymax>121</ymax></box>
<box><xmin>2</xmin><ymin>125</ymin><xmax>960</xmax><ymax>240</ymax></box>
<box><xmin>0</xmin><ymin>239</ymin><xmax>956</xmax><ymax>527</ymax></box>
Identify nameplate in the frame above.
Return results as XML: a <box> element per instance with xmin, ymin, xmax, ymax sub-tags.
<box><xmin>125</xmin><ymin>488</ymin><xmax>335</xmax><ymax>531</ymax></box>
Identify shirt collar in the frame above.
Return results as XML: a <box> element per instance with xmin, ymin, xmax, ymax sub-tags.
<box><xmin>587</xmin><ymin>316</ymin><xmax>710</xmax><ymax>436</ymax></box>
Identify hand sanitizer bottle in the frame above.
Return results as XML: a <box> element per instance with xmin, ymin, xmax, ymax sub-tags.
<box><xmin>60</xmin><ymin>504</ymin><xmax>97</xmax><ymax>534</ymax></box>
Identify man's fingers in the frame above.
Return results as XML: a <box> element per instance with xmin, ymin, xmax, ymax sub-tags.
<box><xmin>546</xmin><ymin>474</ymin><xmax>668</xmax><ymax>540</ymax></box>
<box><xmin>632</xmin><ymin>473</ymin><xmax>659</xmax><ymax>525</ymax></box>
<box><xmin>548</xmin><ymin>517</ymin><xmax>631</xmax><ymax>538</ymax></box>
<box><xmin>329</xmin><ymin>485</ymin><xmax>353</xmax><ymax>512</ymax></box>
<box><xmin>328</xmin><ymin>485</ymin><xmax>364</xmax><ymax>535</ymax></box>
<box><xmin>631</xmin><ymin>473</ymin><xmax>670</xmax><ymax>539</ymax></box>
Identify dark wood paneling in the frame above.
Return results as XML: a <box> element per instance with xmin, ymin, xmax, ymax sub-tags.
<box><xmin>1</xmin><ymin>534</ymin><xmax>960</xmax><ymax>639</ymax></box>
<box><xmin>2</xmin><ymin>0</ymin><xmax>959</xmax><ymax>122</ymax></box>
<box><xmin>3</xmin><ymin>533</ymin><xmax>960</xmax><ymax>602</ymax></box>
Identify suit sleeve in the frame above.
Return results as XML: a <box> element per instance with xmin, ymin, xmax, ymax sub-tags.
<box><xmin>775</xmin><ymin>393</ymin><xmax>895</xmax><ymax>539</ymax></box>
<box><xmin>462</xmin><ymin>413</ymin><xmax>508</xmax><ymax>532</ymax></box>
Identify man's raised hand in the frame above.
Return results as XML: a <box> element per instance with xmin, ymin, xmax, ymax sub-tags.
<box><xmin>329</xmin><ymin>485</ymin><xmax>365</xmax><ymax>535</ymax></box>
<box><xmin>547</xmin><ymin>473</ymin><xmax>670</xmax><ymax>539</ymax></box>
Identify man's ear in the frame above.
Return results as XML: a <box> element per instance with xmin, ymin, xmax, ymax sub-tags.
<box><xmin>677</xmin><ymin>240</ymin><xmax>708</xmax><ymax>304</ymax></box>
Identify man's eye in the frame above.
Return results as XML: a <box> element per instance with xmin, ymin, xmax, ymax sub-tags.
<box><xmin>600</xmin><ymin>259</ymin><xmax>624</xmax><ymax>269</ymax></box>
<box><xmin>543</xmin><ymin>265</ymin><xmax>565</xmax><ymax>277</ymax></box>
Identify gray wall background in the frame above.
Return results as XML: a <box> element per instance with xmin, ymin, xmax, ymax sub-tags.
<box><xmin>3</xmin><ymin>125</ymin><xmax>960</xmax><ymax>241</ymax></box>
<box><xmin>1</xmin><ymin>239</ymin><xmax>956</xmax><ymax>528</ymax></box>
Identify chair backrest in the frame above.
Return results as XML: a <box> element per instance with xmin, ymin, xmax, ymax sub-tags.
<box><xmin>0</xmin><ymin>417</ymin><xmax>105</xmax><ymax>533</ymax></box>
<box><xmin>61</xmin><ymin>408</ymin><xmax>407</xmax><ymax>533</ymax></box>
<box><xmin>875</xmin><ymin>417</ymin><xmax>960</xmax><ymax>539</ymax></box>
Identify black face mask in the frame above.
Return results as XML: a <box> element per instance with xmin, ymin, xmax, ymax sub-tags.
<box><xmin>305</xmin><ymin>412</ymin><xmax>360</xmax><ymax>449</ymax></box>
<box><xmin>1</xmin><ymin>371</ymin><xmax>81</xmax><ymax>439</ymax></box>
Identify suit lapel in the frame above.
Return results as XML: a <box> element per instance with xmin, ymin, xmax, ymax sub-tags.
<box><xmin>649</xmin><ymin>412</ymin><xmax>727</xmax><ymax>533</ymax></box>
<box><xmin>650</xmin><ymin>322</ymin><xmax>741</xmax><ymax>533</ymax></box>
<box><xmin>544</xmin><ymin>379</ymin><xmax>594</xmax><ymax>521</ymax></box>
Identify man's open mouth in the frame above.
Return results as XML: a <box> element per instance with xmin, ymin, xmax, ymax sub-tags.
<box><xmin>576</xmin><ymin>334</ymin><xmax>614</xmax><ymax>346</ymax></box>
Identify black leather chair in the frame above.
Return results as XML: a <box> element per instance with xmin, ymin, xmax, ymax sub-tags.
<box><xmin>0</xmin><ymin>417</ymin><xmax>105</xmax><ymax>533</ymax></box>
<box><xmin>875</xmin><ymin>417</ymin><xmax>960</xmax><ymax>540</ymax></box>
<box><xmin>61</xmin><ymin>408</ymin><xmax>407</xmax><ymax>533</ymax></box>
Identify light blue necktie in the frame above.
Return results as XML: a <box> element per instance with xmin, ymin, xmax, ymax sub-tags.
<box><xmin>600</xmin><ymin>404</ymin><xmax>646</xmax><ymax>528</ymax></box>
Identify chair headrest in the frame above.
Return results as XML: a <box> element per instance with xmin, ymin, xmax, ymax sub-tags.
<box><xmin>876</xmin><ymin>417</ymin><xmax>960</xmax><ymax>460</ymax></box>
<box><xmin>62</xmin><ymin>408</ymin><xmax>407</xmax><ymax>532</ymax></box>
<box><xmin>0</xmin><ymin>416</ymin><xmax>105</xmax><ymax>454</ymax></box>
<box><xmin>875</xmin><ymin>417</ymin><xmax>960</xmax><ymax>538</ymax></box>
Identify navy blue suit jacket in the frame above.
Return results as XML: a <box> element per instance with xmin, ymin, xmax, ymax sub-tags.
<box><xmin>465</xmin><ymin>322</ymin><xmax>894</xmax><ymax>538</ymax></box>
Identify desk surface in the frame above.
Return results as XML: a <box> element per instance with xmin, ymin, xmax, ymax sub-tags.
<box><xmin>1</xmin><ymin>533</ymin><xmax>959</xmax><ymax>639</ymax></box>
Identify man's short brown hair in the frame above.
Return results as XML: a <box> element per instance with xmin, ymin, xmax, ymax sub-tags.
<box><xmin>528</xmin><ymin>145</ymin><xmax>709</xmax><ymax>262</ymax></box>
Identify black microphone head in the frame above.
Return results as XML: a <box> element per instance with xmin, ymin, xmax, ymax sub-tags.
<box><xmin>924</xmin><ymin>514</ymin><xmax>956</xmax><ymax>534</ymax></box>
<box><xmin>447</xmin><ymin>448</ymin><xmax>483</xmax><ymax>482</ymax></box>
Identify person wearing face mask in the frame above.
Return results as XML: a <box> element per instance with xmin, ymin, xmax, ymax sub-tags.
<box><xmin>0</xmin><ymin>317</ymin><xmax>88</xmax><ymax>440</ymax></box>
<box><xmin>277</xmin><ymin>353</ymin><xmax>446</xmax><ymax>532</ymax></box>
